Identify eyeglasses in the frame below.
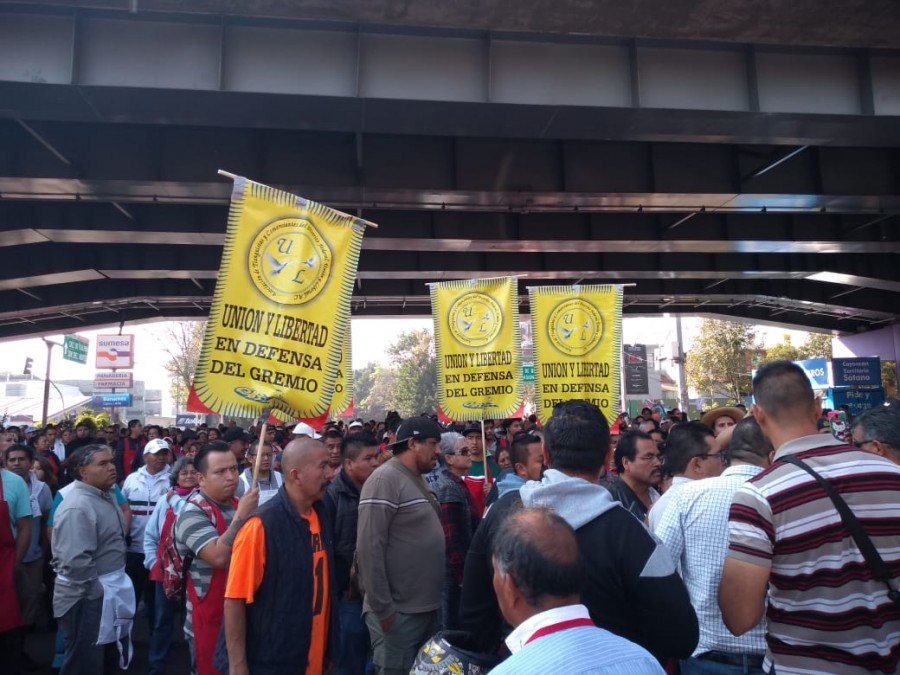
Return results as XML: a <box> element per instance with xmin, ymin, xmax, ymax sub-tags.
<box><xmin>697</xmin><ymin>452</ymin><xmax>728</xmax><ymax>464</ymax></box>
<box><xmin>637</xmin><ymin>454</ymin><xmax>661</xmax><ymax>463</ymax></box>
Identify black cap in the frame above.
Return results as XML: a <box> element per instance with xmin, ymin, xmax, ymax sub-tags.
<box><xmin>223</xmin><ymin>427</ymin><xmax>251</xmax><ymax>443</ymax></box>
<box><xmin>390</xmin><ymin>417</ymin><xmax>443</xmax><ymax>447</ymax></box>
<box><xmin>462</xmin><ymin>422</ymin><xmax>482</xmax><ymax>437</ymax></box>
<box><xmin>181</xmin><ymin>430</ymin><xmax>198</xmax><ymax>441</ymax></box>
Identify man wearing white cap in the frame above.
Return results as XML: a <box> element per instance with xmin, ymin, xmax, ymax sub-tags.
<box><xmin>293</xmin><ymin>422</ymin><xmax>321</xmax><ymax>439</ymax></box>
<box><xmin>121</xmin><ymin>438</ymin><xmax>172</xmax><ymax>630</ymax></box>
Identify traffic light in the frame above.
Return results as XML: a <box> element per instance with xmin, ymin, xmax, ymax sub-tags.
<box><xmin>23</xmin><ymin>357</ymin><xmax>33</xmax><ymax>376</ymax></box>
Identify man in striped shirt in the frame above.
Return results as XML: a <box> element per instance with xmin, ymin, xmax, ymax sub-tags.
<box><xmin>720</xmin><ymin>360</ymin><xmax>900</xmax><ymax>675</ymax></box>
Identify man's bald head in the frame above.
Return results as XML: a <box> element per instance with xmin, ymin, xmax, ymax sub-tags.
<box><xmin>281</xmin><ymin>437</ymin><xmax>326</xmax><ymax>474</ymax></box>
<box><xmin>280</xmin><ymin>437</ymin><xmax>333</xmax><ymax>506</ymax></box>
<box><xmin>492</xmin><ymin>507</ymin><xmax>584</xmax><ymax>607</ymax></box>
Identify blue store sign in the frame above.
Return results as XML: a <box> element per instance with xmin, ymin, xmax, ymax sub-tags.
<box><xmin>832</xmin><ymin>357</ymin><xmax>881</xmax><ymax>388</ymax></box>
<box><xmin>797</xmin><ymin>358</ymin><xmax>829</xmax><ymax>388</ymax></box>
<box><xmin>92</xmin><ymin>393</ymin><xmax>133</xmax><ymax>408</ymax></box>
<box><xmin>831</xmin><ymin>387</ymin><xmax>885</xmax><ymax>417</ymax></box>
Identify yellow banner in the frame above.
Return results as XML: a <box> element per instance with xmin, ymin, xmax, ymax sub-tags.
<box><xmin>193</xmin><ymin>177</ymin><xmax>367</xmax><ymax>419</ymax></box>
<box><xmin>330</xmin><ymin>327</ymin><xmax>353</xmax><ymax>417</ymax></box>
<box><xmin>529</xmin><ymin>285</ymin><xmax>623</xmax><ymax>425</ymax></box>
<box><xmin>431</xmin><ymin>277</ymin><xmax>522</xmax><ymax>421</ymax></box>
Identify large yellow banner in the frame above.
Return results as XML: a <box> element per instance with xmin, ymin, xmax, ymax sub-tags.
<box><xmin>529</xmin><ymin>285</ymin><xmax>623</xmax><ymax>425</ymax></box>
<box><xmin>431</xmin><ymin>277</ymin><xmax>522</xmax><ymax>421</ymax></box>
<box><xmin>193</xmin><ymin>177</ymin><xmax>367</xmax><ymax>420</ymax></box>
<box><xmin>330</xmin><ymin>327</ymin><xmax>353</xmax><ymax>418</ymax></box>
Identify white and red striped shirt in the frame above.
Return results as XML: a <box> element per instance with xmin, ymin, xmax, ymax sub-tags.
<box><xmin>728</xmin><ymin>434</ymin><xmax>900</xmax><ymax>674</ymax></box>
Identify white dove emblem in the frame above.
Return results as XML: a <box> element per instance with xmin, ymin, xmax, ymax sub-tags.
<box><xmin>266</xmin><ymin>252</ymin><xmax>290</xmax><ymax>276</ymax></box>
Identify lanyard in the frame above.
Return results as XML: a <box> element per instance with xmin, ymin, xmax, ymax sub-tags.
<box><xmin>524</xmin><ymin>618</ymin><xmax>594</xmax><ymax>645</ymax></box>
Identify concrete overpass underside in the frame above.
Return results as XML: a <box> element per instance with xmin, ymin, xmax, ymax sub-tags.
<box><xmin>1</xmin><ymin>0</ymin><xmax>899</xmax><ymax>339</ymax></box>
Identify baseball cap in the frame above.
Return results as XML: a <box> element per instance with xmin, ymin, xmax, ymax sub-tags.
<box><xmin>144</xmin><ymin>438</ymin><xmax>171</xmax><ymax>454</ymax></box>
<box><xmin>293</xmin><ymin>422</ymin><xmax>321</xmax><ymax>439</ymax></box>
<box><xmin>390</xmin><ymin>417</ymin><xmax>443</xmax><ymax>447</ymax></box>
<box><xmin>462</xmin><ymin>422</ymin><xmax>482</xmax><ymax>437</ymax></box>
<box><xmin>348</xmin><ymin>420</ymin><xmax>364</xmax><ymax>429</ymax></box>
<box><xmin>223</xmin><ymin>427</ymin><xmax>251</xmax><ymax>443</ymax></box>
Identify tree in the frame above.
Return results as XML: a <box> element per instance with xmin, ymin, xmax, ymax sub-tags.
<box><xmin>685</xmin><ymin>319</ymin><xmax>759</xmax><ymax>403</ymax></box>
<box><xmin>761</xmin><ymin>334</ymin><xmax>802</xmax><ymax>363</ymax></box>
<box><xmin>882</xmin><ymin>361</ymin><xmax>898</xmax><ymax>398</ymax></box>
<box><xmin>159</xmin><ymin>321</ymin><xmax>207</xmax><ymax>412</ymax></box>
<box><xmin>386</xmin><ymin>329</ymin><xmax>437</xmax><ymax>417</ymax></box>
<box><xmin>74</xmin><ymin>409</ymin><xmax>111</xmax><ymax>432</ymax></box>
<box><xmin>798</xmin><ymin>332</ymin><xmax>834</xmax><ymax>360</ymax></box>
<box><xmin>353</xmin><ymin>362</ymin><xmax>398</xmax><ymax>422</ymax></box>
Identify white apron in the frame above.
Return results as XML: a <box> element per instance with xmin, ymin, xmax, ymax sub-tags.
<box><xmin>97</xmin><ymin>567</ymin><xmax>135</xmax><ymax>669</ymax></box>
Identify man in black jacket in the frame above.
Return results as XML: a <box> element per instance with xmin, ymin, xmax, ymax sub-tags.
<box><xmin>324</xmin><ymin>432</ymin><xmax>380</xmax><ymax>675</ymax></box>
<box><xmin>459</xmin><ymin>400</ymin><xmax>699</xmax><ymax>662</ymax></box>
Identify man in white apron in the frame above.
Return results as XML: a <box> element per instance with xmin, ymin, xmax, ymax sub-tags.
<box><xmin>52</xmin><ymin>443</ymin><xmax>135</xmax><ymax>674</ymax></box>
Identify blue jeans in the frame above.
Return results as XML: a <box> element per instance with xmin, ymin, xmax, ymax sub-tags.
<box><xmin>59</xmin><ymin>596</ymin><xmax>117</xmax><ymax>675</ymax></box>
<box><xmin>337</xmin><ymin>598</ymin><xmax>373</xmax><ymax>675</ymax></box>
<box><xmin>148</xmin><ymin>581</ymin><xmax>179</xmax><ymax>675</ymax></box>
<box><xmin>682</xmin><ymin>656</ymin><xmax>766</xmax><ymax>675</ymax></box>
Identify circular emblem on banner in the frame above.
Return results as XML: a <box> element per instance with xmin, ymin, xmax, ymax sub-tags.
<box><xmin>248</xmin><ymin>218</ymin><xmax>331</xmax><ymax>305</ymax></box>
<box><xmin>448</xmin><ymin>292</ymin><xmax>503</xmax><ymax>348</ymax></box>
<box><xmin>548</xmin><ymin>299</ymin><xmax>604</xmax><ymax>356</ymax></box>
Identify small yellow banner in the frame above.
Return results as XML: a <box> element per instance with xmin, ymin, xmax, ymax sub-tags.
<box><xmin>529</xmin><ymin>285</ymin><xmax>623</xmax><ymax>425</ymax></box>
<box><xmin>431</xmin><ymin>277</ymin><xmax>522</xmax><ymax>421</ymax></box>
<box><xmin>330</xmin><ymin>327</ymin><xmax>353</xmax><ymax>418</ymax></box>
<box><xmin>193</xmin><ymin>177</ymin><xmax>366</xmax><ymax>419</ymax></box>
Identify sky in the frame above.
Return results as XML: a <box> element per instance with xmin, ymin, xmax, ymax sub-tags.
<box><xmin>2</xmin><ymin>315</ymin><xmax>817</xmax><ymax>417</ymax></box>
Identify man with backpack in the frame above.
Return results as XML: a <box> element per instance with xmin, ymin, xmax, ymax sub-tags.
<box><xmin>174</xmin><ymin>442</ymin><xmax>258</xmax><ymax>675</ymax></box>
<box><xmin>143</xmin><ymin>457</ymin><xmax>199</xmax><ymax>675</ymax></box>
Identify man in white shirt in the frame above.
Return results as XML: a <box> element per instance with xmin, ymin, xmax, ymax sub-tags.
<box><xmin>121</xmin><ymin>438</ymin><xmax>172</xmax><ymax>629</ymax></box>
<box><xmin>489</xmin><ymin>507</ymin><xmax>663</xmax><ymax>675</ymax></box>
<box><xmin>656</xmin><ymin>416</ymin><xmax>772</xmax><ymax>674</ymax></box>
<box><xmin>649</xmin><ymin>422</ymin><xmax>725</xmax><ymax>532</ymax></box>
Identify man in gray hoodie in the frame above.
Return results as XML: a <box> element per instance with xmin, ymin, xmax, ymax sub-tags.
<box><xmin>459</xmin><ymin>400</ymin><xmax>699</xmax><ymax>662</ymax></box>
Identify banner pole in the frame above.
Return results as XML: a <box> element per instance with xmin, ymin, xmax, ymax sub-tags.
<box><xmin>481</xmin><ymin>417</ymin><xmax>492</xmax><ymax>485</ymax></box>
<box><xmin>250</xmin><ymin>407</ymin><xmax>272</xmax><ymax>490</ymax></box>
<box><xmin>217</xmin><ymin>169</ymin><xmax>378</xmax><ymax>229</ymax></box>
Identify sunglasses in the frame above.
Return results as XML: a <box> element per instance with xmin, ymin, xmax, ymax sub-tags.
<box><xmin>448</xmin><ymin>449</ymin><xmax>472</xmax><ymax>457</ymax></box>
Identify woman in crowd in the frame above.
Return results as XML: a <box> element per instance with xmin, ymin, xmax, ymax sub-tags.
<box><xmin>144</xmin><ymin>456</ymin><xmax>199</xmax><ymax>675</ymax></box>
<box><xmin>432</xmin><ymin>431</ymin><xmax>481</xmax><ymax>630</ymax></box>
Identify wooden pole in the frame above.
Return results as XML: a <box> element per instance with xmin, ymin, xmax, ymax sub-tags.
<box><xmin>481</xmin><ymin>418</ymin><xmax>492</xmax><ymax>484</ymax></box>
<box><xmin>217</xmin><ymin>169</ymin><xmax>378</xmax><ymax>229</ymax></box>
<box><xmin>250</xmin><ymin>408</ymin><xmax>272</xmax><ymax>490</ymax></box>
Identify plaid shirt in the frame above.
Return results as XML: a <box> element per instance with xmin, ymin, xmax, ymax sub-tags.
<box><xmin>655</xmin><ymin>464</ymin><xmax>767</xmax><ymax>658</ymax></box>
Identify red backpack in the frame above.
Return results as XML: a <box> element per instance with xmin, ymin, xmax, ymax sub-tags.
<box><xmin>154</xmin><ymin>491</ymin><xmax>219</xmax><ymax>602</ymax></box>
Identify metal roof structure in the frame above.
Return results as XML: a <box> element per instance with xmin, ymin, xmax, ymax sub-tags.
<box><xmin>1</xmin><ymin>0</ymin><xmax>899</xmax><ymax>339</ymax></box>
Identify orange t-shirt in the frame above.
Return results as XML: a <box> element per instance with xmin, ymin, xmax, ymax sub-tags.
<box><xmin>225</xmin><ymin>511</ymin><xmax>331</xmax><ymax>675</ymax></box>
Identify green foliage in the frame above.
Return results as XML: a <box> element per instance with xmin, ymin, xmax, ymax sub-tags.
<box><xmin>882</xmin><ymin>361</ymin><xmax>898</xmax><ymax>398</ymax></box>
<box><xmin>354</xmin><ymin>362</ymin><xmax>397</xmax><ymax>422</ymax></box>
<box><xmin>161</xmin><ymin>321</ymin><xmax>207</xmax><ymax>412</ymax></box>
<box><xmin>798</xmin><ymin>332</ymin><xmax>834</xmax><ymax>360</ymax></box>
<box><xmin>685</xmin><ymin>319</ymin><xmax>759</xmax><ymax>402</ymax></box>
<box><xmin>74</xmin><ymin>409</ymin><xmax>111</xmax><ymax>431</ymax></box>
<box><xmin>386</xmin><ymin>329</ymin><xmax>437</xmax><ymax>417</ymax></box>
<box><xmin>352</xmin><ymin>329</ymin><xmax>437</xmax><ymax>420</ymax></box>
<box><xmin>762</xmin><ymin>334</ymin><xmax>803</xmax><ymax>363</ymax></box>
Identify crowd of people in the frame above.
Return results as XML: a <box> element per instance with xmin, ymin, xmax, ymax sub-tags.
<box><xmin>1</xmin><ymin>360</ymin><xmax>899</xmax><ymax>675</ymax></box>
